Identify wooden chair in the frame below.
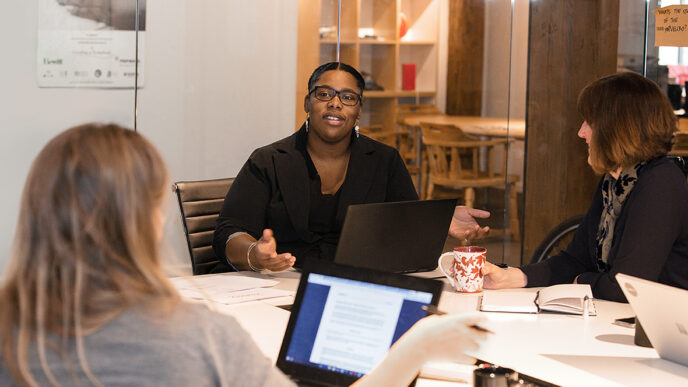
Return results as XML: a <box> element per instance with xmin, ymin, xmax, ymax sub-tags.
<box><xmin>395</xmin><ymin>105</ymin><xmax>442</xmax><ymax>197</ymax></box>
<box><xmin>420</xmin><ymin>122</ymin><xmax>520</xmax><ymax>240</ymax></box>
<box><xmin>173</xmin><ymin>178</ymin><xmax>235</xmax><ymax>275</ymax></box>
<box><xmin>358</xmin><ymin>124</ymin><xmax>406</xmax><ymax>149</ymax></box>
<box><xmin>358</xmin><ymin>124</ymin><xmax>420</xmax><ymax>192</ymax></box>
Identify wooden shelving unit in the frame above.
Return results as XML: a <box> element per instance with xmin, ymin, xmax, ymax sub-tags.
<box><xmin>295</xmin><ymin>0</ymin><xmax>440</xmax><ymax>131</ymax></box>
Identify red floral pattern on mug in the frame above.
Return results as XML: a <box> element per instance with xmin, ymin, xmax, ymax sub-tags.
<box><xmin>438</xmin><ymin>247</ymin><xmax>486</xmax><ymax>293</ymax></box>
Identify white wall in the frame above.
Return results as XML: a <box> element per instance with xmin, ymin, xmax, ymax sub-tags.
<box><xmin>0</xmin><ymin>0</ymin><xmax>297</xmax><ymax>273</ymax></box>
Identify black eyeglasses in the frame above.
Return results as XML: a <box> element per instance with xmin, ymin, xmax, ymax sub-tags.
<box><xmin>309</xmin><ymin>86</ymin><xmax>361</xmax><ymax>106</ymax></box>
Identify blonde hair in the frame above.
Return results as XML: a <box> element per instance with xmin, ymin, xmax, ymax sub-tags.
<box><xmin>577</xmin><ymin>71</ymin><xmax>677</xmax><ymax>174</ymax></box>
<box><xmin>0</xmin><ymin>123</ymin><xmax>179</xmax><ymax>386</ymax></box>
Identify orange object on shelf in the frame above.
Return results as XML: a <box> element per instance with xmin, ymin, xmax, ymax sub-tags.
<box><xmin>399</xmin><ymin>12</ymin><xmax>408</xmax><ymax>38</ymax></box>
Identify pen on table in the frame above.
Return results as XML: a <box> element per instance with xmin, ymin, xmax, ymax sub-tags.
<box><xmin>422</xmin><ymin>305</ymin><xmax>494</xmax><ymax>334</ymax></box>
<box><xmin>583</xmin><ymin>295</ymin><xmax>589</xmax><ymax>319</ymax></box>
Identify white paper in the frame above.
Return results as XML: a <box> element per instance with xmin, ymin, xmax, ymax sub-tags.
<box><xmin>480</xmin><ymin>291</ymin><xmax>539</xmax><ymax>313</ymax></box>
<box><xmin>195</xmin><ymin>287</ymin><xmax>294</xmax><ymax>306</ymax></box>
<box><xmin>420</xmin><ymin>361</ymin><xmax>475</xmax><ymax>384</ymax></box>
<box><xmin>170</xmin><ymin>274</ymin><xmax>283</xmax><ymax>304</ymax></box>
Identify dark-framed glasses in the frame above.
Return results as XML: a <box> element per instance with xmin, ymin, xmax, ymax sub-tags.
<box><xmin>309</xmin><ymin>86</ymin><xmax>361</xmax><ymax>106</ymax></box>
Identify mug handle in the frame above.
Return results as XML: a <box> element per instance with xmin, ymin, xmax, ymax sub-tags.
<box><xmin>437</xmin><ymin>252</ymin><xmax>456</xmax><ymax>288</ymax></box>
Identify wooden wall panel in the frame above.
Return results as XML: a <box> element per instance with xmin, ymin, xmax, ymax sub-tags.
<box><xmin>446</xmin><ymin>0</ymin><xmax>484</xmax><ymax>115</ymax></box>
<box><xmin>522</xmin><ymin>0</ymin><xmax>620</xmax><ymax>263</ymax></box>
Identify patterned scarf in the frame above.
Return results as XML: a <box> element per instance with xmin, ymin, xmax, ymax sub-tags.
<box><xmin>595</xmin><ymin>162</ymin><xmax>644</xmax><ymax>271</ymax></box>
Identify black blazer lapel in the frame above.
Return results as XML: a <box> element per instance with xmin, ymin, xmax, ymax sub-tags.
<box><xmin>336</xmin><ymin>137</ymin><xmax>377</xmax><ymax>224</ymax></box>
<box><xmin>274</xmin><ymin>135</ymin><xmax>313</xmax><ymax>243</ymax></box>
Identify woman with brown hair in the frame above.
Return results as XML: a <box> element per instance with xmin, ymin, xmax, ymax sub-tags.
<box><xmin>482</xmin><ymin>71</ymin><xmax>688</xmax><ymax>302</ymax></box>
<box><xmin>0</xmin><ymin>123</ymin><xmax>486</xmax><ymax>386</ymax></box>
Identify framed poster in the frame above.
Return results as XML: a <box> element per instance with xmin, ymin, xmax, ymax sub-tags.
<box><xmin>36</xmin><ymin>0</ymin><xmax>146</xmax><ymax>88</ymax></box>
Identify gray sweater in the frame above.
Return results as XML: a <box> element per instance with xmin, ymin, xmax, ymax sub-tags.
<box><xmin>0</xmin><ymin>302</ymin><xmax>295</xmax><ymax>386</ymax></box>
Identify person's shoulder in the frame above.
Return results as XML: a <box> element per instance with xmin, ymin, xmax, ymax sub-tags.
<box><xmin>635</xmin><ymin>157</ymin><xmax>688</xmax><ymax>199</ymax></box>
<box><xmin>247</xmin><ymin>132</ymin><xmax>300</xmax><ymax>160</ymax></box>
<box><xmin>639</xmin><ymin>157</ymin><xmax>688</xmax><ymax>186</ymax></box>
<box><xmin>123</xmin><ymin>301</ymin><xmax>241</xmax><ymax>342</ymax></box>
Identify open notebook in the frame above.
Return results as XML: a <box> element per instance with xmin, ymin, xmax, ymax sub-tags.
<box><xmin>480</xmin><ymin>284</ymin><xmax>596</xmax><ymax>315</ymax></box>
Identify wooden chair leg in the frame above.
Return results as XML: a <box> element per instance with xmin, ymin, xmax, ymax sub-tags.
<box><xmin>420</xmin><ymin>163</ymin><xmax>429</xmax><ymax>200</ymax></box>
<box><xmin>508</xmin><ymin>182</ymin><xmax>520</xmax><ymax>241</ymax></box>
<box><xmin>465</xmin><ymin>187</ymin><xmax>475</xmax><ymax>208</ymax></box>
<box><xmin>426</xmin><ymin>181</ymin><xmax>435</xmax><ymax>199</ymax></box>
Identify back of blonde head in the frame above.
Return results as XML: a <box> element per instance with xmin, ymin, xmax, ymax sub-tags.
<box><xmin>0</xmin><ymin>123</ymin><xmax>179</xmax><ymax>386</ymax></box>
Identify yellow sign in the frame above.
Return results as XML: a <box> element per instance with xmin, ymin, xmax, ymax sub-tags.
<box><xmin>655</xmin><ymin>5</ymin><xmax>688</xmax><ymax>47</ymax></box>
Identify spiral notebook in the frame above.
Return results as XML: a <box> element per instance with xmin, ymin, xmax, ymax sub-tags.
<box><xmin>480</xmin><ymin>284</ymin><xmax>596</xmax><ymax>315</ymax></box>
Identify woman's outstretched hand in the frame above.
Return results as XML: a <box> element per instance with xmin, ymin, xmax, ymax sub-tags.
<box><xmin>250</xmin><ymin>229</ymin><xmax>295</xmax><ymax>271</ymax></box>
<box><xmin>482</xmin><ymin>261</ymin><xmax>528</xmax><ymax>289</ymax></box>
<box><xmin>449</xmin><ymin>206</ymin><xmax>491</xmax><ymax>241</ymax></box>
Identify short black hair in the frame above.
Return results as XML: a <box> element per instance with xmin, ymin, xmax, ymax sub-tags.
<box><xmin>307</xmin><ymin>62</ymin><xmax>365</xmax><ymax>95</ymax></box>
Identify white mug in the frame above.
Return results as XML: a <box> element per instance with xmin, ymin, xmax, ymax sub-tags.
<box><xmin>438</xmin><ymin>246</ymin><xmax>486</xmax><ymax>293</ymax></box>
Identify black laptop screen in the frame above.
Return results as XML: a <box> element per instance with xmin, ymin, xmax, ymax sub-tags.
<box><xmin>284</xmin><ymin>273</ymin><xmax>433</xmax><ymax>378</ymax></box>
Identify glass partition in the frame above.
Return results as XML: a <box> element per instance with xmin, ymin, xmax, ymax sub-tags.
<box><xmin>133</xmin><ymin>0</ymin><xmax>525</xmax><ymax>271</ymax></box>
<box><xmin>294</xmin><ymin>0</ymin><xmax>525</xmax><ymax>266</ymax></box>
<box><xmin>0</xmin><ymin>0</ymin><xmax>140</xmax><ymax>272</ymax></box>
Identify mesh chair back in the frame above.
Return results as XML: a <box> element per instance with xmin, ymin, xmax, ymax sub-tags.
<box><xmin>173</xmin><ymin>178</ymin><xmax>234</xmax><ymax>275</ymax></box>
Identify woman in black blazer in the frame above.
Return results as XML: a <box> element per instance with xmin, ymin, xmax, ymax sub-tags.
<box><xmin>213</xmin><ymin>62</ymin><xmax>489</xmax><ymax>271</ymax></box>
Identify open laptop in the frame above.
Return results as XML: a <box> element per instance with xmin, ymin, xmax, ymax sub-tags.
<box><xmin>276</xmin><ymin>259</ymin><xmax>443</xmax><ymax>386</ymax></box>
<box><xmin>333</xmin><ymin>199</ymin><xmax>457</xmax><ymax>273</ymax></box>
<box><xmin>616</xmin><ymin>273</ymin><xmax>688</xmax><ymax>367</ymax></box>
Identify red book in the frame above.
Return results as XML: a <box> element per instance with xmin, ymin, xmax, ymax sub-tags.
<box><xmin>402</xmin><ymin>63</ymin><xmax>416</xmax><ymax>91</ymax></box>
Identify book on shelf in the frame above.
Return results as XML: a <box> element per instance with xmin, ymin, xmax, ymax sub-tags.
<box><xmin>479</xmin><ymin>284</ymin><xmax>597</xmax><ymax>316</ymax></box>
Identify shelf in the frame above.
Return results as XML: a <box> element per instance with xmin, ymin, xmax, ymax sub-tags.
<box><xmin>358</xmin><ymin>39</ymin><xmax>396</xmax><ymax>45</ymax></box>
<box><xmin>297</xmin><ymin>0</ymin><xmax>439</xmax><ymax>131</ymax></box>
<box><xmin>320</xmin><ymin>39</ymin><xmax>357</xmax><ymax>45</ymax></box>
<box><xmin>399</xmin><ymin>40</ymin><xmax>435</xmax><ymax>45</ymax></box>
<box><xmin>364</xmin><ymin>90</ymin><xmax>436</xmax><ymax>98</ymax></box>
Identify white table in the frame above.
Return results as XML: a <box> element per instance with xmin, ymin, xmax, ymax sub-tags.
<box><xmin>179</xmin><ymin>270</ymin><xmax>688</xmax><ymax>386</ymax></box>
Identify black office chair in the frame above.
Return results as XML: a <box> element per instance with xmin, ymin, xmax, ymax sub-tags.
<box><xmin>173</xmin><ymin>178</ymin><xmax>235</xmax><ymax>275</ymax></box>
<box><xmin>530</xmin><ymin>156</ymin><xmax>688</xmax><ymax>264</ymax></box>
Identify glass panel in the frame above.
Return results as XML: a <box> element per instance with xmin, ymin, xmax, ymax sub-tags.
<box><xmin>301</xmin><ymin>0</ymin><xmax>523</xmax><ymax>266</ymax></box>
<box><xmin>481</xmin><ymin>0</ymin><xmax>528</xmax><ymax>266</ymax></box>
<box><xmin>0</xmin><ymin>0</ymin><xmax>140</xmax><ymax>272</ymax></box>
<box><xmin>135</xmin><ymin>1</ymin><xmax>300</xmax><ymax>271</ymax></box>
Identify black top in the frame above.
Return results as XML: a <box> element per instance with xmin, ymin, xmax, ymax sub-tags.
<box><xmin>212</xmin><ymin>125</ymin><xmax>418</xmax><ymax>268</ymax></box>
<box><xmin>521</xmin><ymin>157</ymin><xmax>688</xmax><ymax>302</ymax></box>
<box><xmin>303</xmin><ymin>141</ymin><xmax>342</xmax><ymax>260</ymax></box>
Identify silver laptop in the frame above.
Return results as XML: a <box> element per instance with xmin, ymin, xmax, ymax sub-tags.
<box><xmin>616</xmin><ymin>273</ymin><xmax>688</xmax><ymax>367</ymax></box>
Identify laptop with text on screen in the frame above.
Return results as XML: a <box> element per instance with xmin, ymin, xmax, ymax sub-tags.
<box><xmin>334</xmin><ymin>199</ymin><xmax>457</xmax><ymax>273</ymax></box>
<box><xmin>276</xmin><ymin>259</ymin><xmax>443</xmax><ymax>386</ymax></box>
<box><xmin>616</xmin><ymin>273</ymin><xmax>688</xmax><ymax>367</ymax></box>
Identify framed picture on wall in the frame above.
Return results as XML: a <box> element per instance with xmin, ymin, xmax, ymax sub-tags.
<box><xmin>36</xmin><ymin>0</ymin><xmax>146</xmax><ymax>88</ymax></box>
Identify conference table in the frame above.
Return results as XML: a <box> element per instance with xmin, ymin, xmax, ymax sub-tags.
<box><xmin>175</xmin><ymin>270</ymin><xmax>688</xmax><ymax>387</ymax></box>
